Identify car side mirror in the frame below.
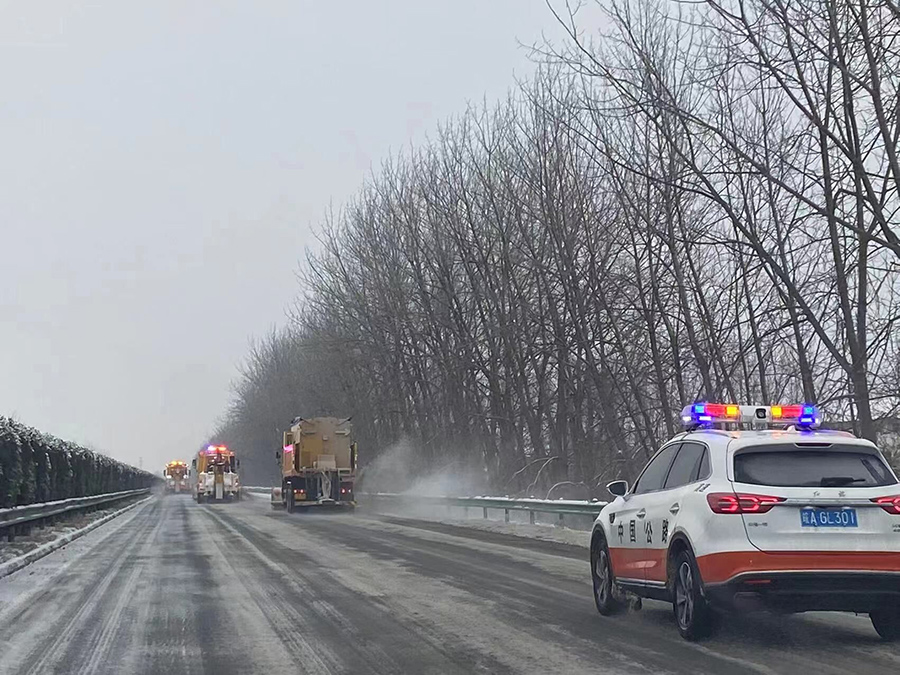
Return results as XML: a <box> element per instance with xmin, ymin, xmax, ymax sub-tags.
<box><xmin>607</xmin><ymin>480</ymin><xmax>629</xmax><ymax>497</ymax></box>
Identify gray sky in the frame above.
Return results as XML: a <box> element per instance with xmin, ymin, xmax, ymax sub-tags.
<box><xmin>0</xmin><ymin>1</ymin><xmax>584</xmax><ymax>470</ymax></box>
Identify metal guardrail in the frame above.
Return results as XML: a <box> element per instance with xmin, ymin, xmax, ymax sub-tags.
<box><xmin>0</xmin><ymin>489</ymin><xmax>151</xmax><ymax>542</ymax></box>
<box><xmin>364</xmin><ymin>493</ymin><xmax>606</xmax><ymax>525</ymax></box>
<box><xmin>242</xmin><ymin>486</ymin><xmax>606</xmax><ymax>525</ymax></box>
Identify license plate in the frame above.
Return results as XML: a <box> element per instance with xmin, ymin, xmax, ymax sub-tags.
<box><xmin>800</xmin><ymin>508</ymin><xmax>858</xmax><ymax>528</ymax></box>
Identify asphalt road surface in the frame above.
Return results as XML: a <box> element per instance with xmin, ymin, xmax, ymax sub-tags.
<box><xmin>0</xmin><ymin>495</ymin><xmax>898</xmax><ymax>675</ymax></box>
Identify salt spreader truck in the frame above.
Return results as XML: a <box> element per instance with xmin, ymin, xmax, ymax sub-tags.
<box><xmin>192</xmin><ymin>445</ymin><xmax>241</xmax><ymax>503</ymax></box>
<box><xmin>163</xmin><ymin>460</ymin><xmax>189</xmax><ymax>494</ymax></box>
<box><xmin>272</xmin><ymin>417</ymin><xmax>357</xmax><ymax>511</ymax></box>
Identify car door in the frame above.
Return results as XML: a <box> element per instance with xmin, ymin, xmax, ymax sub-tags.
<box><xmin>641</xmin><ymin>441</ymin><xmax>710</xmax><ymax>585</ymax></box>
<box><xmin>609</xmin><ymin>443</ymin><xmax>681</xmax><ymax>583</ymax></box>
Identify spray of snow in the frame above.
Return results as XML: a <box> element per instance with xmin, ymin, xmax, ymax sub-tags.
<box><xmin>358</xmin><ymin>438</ymin><xmax>488</xmax><ymax>498</ymax></box>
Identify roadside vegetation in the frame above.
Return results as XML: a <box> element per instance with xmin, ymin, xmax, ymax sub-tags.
<box><xmin>214</xmin><ymin>0</ymin><xmax>900</xmax><ymax>494</ymax></box>
<box><xmin>0</xmin><ymin>417</ymin><xmax>155</xmax><ymax>508</ymax></box>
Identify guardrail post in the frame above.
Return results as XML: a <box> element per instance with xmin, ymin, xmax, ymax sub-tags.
<box><xmin>464</xmin><ymin>506</ymin><xmax>468</xmax><ymax>518</ymax></box>
<box><xmin>504</xmin><ymin>508</ymin><xmax>509</xmax><ymax>523</ymax></box>
<box><xmin>530</xmin><ymin>511</ymin><xmax>535</xmax><ymax>525</ymax></box>
<box><xmin>558</xmin><ymin>513</ymin><xmax>565</xmax><ymax>527</ymax></box>
<box><xmin>483</xmin><ymin>507</ymin><xmax>488</xmax><ymax>519</ymax></box>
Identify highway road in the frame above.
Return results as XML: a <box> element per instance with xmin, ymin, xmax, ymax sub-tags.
<box><xmin>0</xmin><ymin>495</ymin><xmax>898</xmax><ymax>675</ymax></box>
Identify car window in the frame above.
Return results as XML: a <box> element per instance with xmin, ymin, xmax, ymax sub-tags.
<box><xmin>633</xmin><ymin>443</ymin><xmax>680</xmax><ymax>494</ymax></box>
<box><xmin>693</xmin><ymin>447</ymin><xmax>710</xmax><ymax>482</ymax></box>
<box><xmin>733</xmin><ymin>445</ymin><xmax>897</xmax><ymax>487</ymax></box>
<box><xmin>664</xmin><ymin>442</ymin><xmax>707</xmax><ymax>489</ymax></box>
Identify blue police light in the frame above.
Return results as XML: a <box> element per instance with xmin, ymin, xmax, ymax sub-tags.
<box><xmin>797</xmin><ymin>404</ymin><xmax>820</xmax><ymax>429</ymax></box>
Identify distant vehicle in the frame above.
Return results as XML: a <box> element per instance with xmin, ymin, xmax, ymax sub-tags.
<box><xmin>163</xmin><ymin>460</ymin><xmax>189</xmax><ymax>494</ymax></box>
<box><xmin>192</xmin><ymin>445</ymin><xmax>241</xmax><ymax>503</ymax></box>
<box><xmin>591</xmin><ymin>403</ymin><xmax>900</xmax><ymax>641</ymax></box>
<box><xmin>272</xmin><ymin>417</ymin><xmax>357</xmax><ymax>512</ymax></box>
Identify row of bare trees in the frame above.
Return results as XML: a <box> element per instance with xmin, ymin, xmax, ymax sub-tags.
<box><xmin>215</xmin><ymin>0</ymin><xmax>900</xmax><ymax>493</ymax></box>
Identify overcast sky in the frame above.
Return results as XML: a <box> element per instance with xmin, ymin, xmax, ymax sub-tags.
<box><xmin>0</xmin><ymin>1</ymin><xmax>596</xmax><ymax>470</ymax></box>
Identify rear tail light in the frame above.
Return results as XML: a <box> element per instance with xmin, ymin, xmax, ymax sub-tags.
<box><xmin>871</xmin><ymin>496</ymin><xmax>900</xmax><ymax>514</ymax></box>
<box><xmin>707</xmin><ymin>492</ymin><xmax>786</xmax><ymax>514</ymax></box>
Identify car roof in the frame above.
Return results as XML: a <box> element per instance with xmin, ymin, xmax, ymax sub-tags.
<box><xmin>681</xmin><ymin>428</ymin><xmax>876</xmax><ymax>451</ymax></box>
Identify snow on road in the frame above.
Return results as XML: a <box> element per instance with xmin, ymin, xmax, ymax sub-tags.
<box><xmin>0</xmin><ymin>495</ymin><xmax>896</xmax><ymax>675</ymax></box>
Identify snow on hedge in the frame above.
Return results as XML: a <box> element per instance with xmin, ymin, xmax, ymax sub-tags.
<box><xmin>0</xmin><ymin>417</ymin><xmax>155</xmax><ymax>508</ymax></box>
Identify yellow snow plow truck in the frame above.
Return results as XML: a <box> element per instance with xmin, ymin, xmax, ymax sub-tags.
<box><xmin>272</xmin><ymin>417</ymin><xmax>357</xmax><ymax>512</ymax></box>
<box><xmin>163</xmin><ymin>460</ymin><xmax>189</xmax><ymax>494</ymax></box>
<box><xmin>192</xmin><ymin>445</ymin><xmax>241</xmax><ymax>503</ymax></box>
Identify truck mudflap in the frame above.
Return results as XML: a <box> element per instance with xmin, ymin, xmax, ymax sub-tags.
<box><xmin>271</xmin><ymin>487</ymin><xmax>285</xmax><ymax>510</ymax></box>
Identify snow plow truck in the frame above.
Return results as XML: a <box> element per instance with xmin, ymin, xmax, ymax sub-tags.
<box><xmin>272</xmin><ymin>417</ymin><xmax>357</xmax><ymax>511</ymax></box>
<box><xmin>163</xmin><ymin>460</ymin><xmax>189</xmax><ymax>494</ymax></box>
<box><xmin>192</xmin><ymin>445</ymin><xmax>241</xmax><ymax>503</ymax></box>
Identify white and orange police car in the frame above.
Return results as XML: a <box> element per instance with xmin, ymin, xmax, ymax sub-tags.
<box><xmin>590</xmin><ymin>403</ymin><xmax>900</xmax><ymax>640</ymax></box>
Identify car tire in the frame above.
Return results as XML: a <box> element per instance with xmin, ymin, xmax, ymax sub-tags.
<box><xmin>871</xmin><ymin>609</ymin><xmax>900</xmax><ymax>641</ymax></box>
<box><xmin>286</xmin><ymin>486</ymin><xmax>295</xmax><ymax>513</ymax></box>
<box><xmin>591</xmin><ymin>535</ymin><xmax>623</xmax><ymax>616</ymax></box>
<box><xmin>672</xmin><ymin>549</ymin><xmax>713</xmax><ymax>641</ymax></box>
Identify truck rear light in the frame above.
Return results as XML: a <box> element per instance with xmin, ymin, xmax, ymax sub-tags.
<box><xmin>871</xmin><ymin>496</ymin><xmax>900</xmax><ymax>514</ymax></box>
<box><xmin>707</xmin><ymin>492</ymin><xmax>785</xmax><ymax>514</ymax></box>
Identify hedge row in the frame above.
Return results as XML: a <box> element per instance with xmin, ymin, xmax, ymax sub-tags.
<box><xmin>0</xmin><ymin>417</ymin><xmax>156</xmax><ymax>509</ymax></box>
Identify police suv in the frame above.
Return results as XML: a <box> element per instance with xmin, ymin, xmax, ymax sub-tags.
<box><xmin>590</xmin><ymin>404</ymin><xmax>900</xmax><ymax>640</ymax></box>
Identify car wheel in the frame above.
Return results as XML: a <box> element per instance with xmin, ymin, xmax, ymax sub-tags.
<box><xmin>591</xmin><ymin>535</ymin><xmax>623</xmax><ymax>616</ymax></box>
<box><xmin>871</xmin><ymin>609</ymin><xmax>900</xmax><ymax>641</ymax></box>
<box><xmin>672</xmin><ymin>549</ymin><xmax>713</xmax><ymax>640</ymax></box>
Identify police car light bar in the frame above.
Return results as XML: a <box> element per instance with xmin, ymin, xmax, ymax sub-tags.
<box><xmin>681</xmin><ymin>403</ymin><xmax>821</xmax><ymax>430</ymax></box>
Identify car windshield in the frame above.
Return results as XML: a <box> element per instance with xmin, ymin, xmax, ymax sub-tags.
<box><xmin>733</xmin><ymin>445</ymin><xmax>897</xmax><ymax>488</ymax></box>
